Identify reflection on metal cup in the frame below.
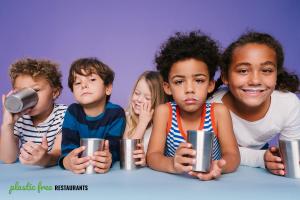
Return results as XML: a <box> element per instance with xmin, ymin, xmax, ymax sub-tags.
<box><xmin>279</xmin><ymin>139</ymin><xmax>300</xmax><ymax>178</ymax></box>
<box><xmin>187</xmin><ymin>130</ymin><xmax>213</xmax><ymax>172</ymax></box>
<box><xmin>4</xmin><ymin>88</ymin><xmax>38</xmax><ymax>113</ymax></box>
<box><xmin>120</xmin><ymin>139</ymin><xmax>141</xmax><ymax>170</ymax></box>
<box><xmin>80</xmin><ymin>138</ymin><xmax>105</xmax><ymax>174</ymax></box>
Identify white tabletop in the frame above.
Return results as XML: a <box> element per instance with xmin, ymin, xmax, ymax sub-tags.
<box><xmin>0</xmin><ymin>161</ymin><xmax>299</xmax><ymax>200</ymax></box>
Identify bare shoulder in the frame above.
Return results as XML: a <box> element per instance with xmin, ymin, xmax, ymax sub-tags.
<box><xmin>155</xmin><ymin>103</ymin><xmax>170</xmax><ymax>115</ymax></box>
<box><xmin>213</xmin><ymin>103</ymin><xmax>230</xmax><ymax>116</ymax></box>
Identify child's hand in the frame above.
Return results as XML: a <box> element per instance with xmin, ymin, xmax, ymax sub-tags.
<box><xmin>91</xmin><ymin>140</ymin><xmax>112</xmax><ymax>173</ymax></box>
<box><xmin>138</xmin><ymin>102</ymin><xmax>154</xmax><ymax>127</ymax></box>
<box><xmin>173</xmin><ymin>142</ymin><xmax>195</xmax><ymax>173</ymax></box>
<box><xmin>63</xmin><ymin>146</ymin><xmax>90</xmax><ymax>174</ymax></box>
<box><xmin>133</xmin><ymin>143</ymin><xmax>146</xmax><ymax>167</ymax></box>
<box><xmin>19</xmin><ymin>136</ymin><xmax>48</xmax><ymax>165</ymax></box>
<box><xmin>188</xmin><ymin>159</ymin><xmax>226</xmax><ymax>181</ymax></box>
<box><xmin>264</xmin><ymin>147</ymin><xmax>285</xmax><ymax>176</ymax></box>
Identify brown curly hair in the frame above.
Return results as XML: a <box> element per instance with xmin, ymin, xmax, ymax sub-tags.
<box><xmin>9</xmin><ymin>58</ymin><xmax>63</xmax><ymax>94</ymax></box>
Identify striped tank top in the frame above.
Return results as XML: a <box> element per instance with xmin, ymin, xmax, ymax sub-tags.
<box><xmin>165</xmin><ymin>102</ymin><xmax>221</xmax><ymax>160</ymax></box>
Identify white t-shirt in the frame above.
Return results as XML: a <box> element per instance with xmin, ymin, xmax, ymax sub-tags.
<box><xmin>208</xmin><ymin>89</ymin><xmax>300</xmax><ymax>168</ymax></box>
<box><xmin>14</xmin><ymin>104</ymin><xmax>67</xmax><ymax>152</ymax></box>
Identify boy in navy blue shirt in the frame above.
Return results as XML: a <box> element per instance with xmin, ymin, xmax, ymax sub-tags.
<box><xmin>59</xmin><ymin>58</ymin><xmax>126</xmax><ymax>174</ymax></box>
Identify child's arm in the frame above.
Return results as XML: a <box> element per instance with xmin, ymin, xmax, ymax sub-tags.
<box><xmin>19</xmin><ymin>133</ymin><xmax>62</xmax><ymax>167</ymax></box>
<box><xmin>215</xmin><ymin>103</ymin><xmax>240</xmax><ymax>172</ymax></box>
<box><xmin>123</xmin><ymin>101</ymin><xmax>153</xmax><ymax>139</ymax></box>
<box><xmin>147</xmin><ymin>104</ymin><xmax>194</xmax><ymax>173</ymax></box>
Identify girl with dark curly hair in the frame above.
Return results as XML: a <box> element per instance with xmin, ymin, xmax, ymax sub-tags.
<box><xmin>210</xmin><ymin>31</ymin><xmax>300</xmax><ymax>176</ymax></box>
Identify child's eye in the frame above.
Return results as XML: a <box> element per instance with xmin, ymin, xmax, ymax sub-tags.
<box><xmin>33</xmin><ymin>88</ymin><xmax>40</xmax><ymax>92</ymax></box>
<box><xmin>262</xmin><ymin>68</ymin><xmax>274</xmax><ymax>74</ymax></box>
<box><xmin>238</xmin><ymin>69</ymin><xmax>248</xmax><ymax>74</ymax></box>
<box><xmin>195</xmin><ymin>79</ymin><xmax>205</xmax><ymax>84</ymax></box>
<box><xmin>74</xmin><ymin>82</ymin><xmax>81</xmax><ymax>85</ymax></box>
<box><xmin>174</xmin><ymin>80</ymin><xmax>183</xmax><ymax>85</ymax></box>
<box><xmin>90</xmin><ymin>78</ymin><xmax>96</xmax><ymax>81</ymax></box>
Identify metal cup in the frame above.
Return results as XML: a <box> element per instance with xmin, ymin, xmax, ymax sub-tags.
<box><xmin>4</xmin><ymin>88</ymin><xmax>38</xmax><ymax>113</ymax></box>
<box><xmin>187</xmin><ymin>130</ymin><xmax>213</xmax><ymax>172</ymax></box>
<box><xmin>279</xmin><ymin>139</ymin><xmax>300</xmax><ymax>178</ymax></box>
<box><xmin>80</xmin><ymin>138</ymin><xmax>105</xmax><ymax>174</ymax></box>
<box><xmin>120</xmin><ymin>139</ymin><xmax>141</xmax><ymax>170</ymax></box>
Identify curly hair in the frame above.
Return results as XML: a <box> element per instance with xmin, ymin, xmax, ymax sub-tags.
<box><xmin>9</xmin><ymin>58</ymin><xmax>63</xmax><ymax>94</ymax></box>
<box><xmin>155</xmin><ymin>31</ymin><xmax>221</xmax><ymax>82</ymax></box>
<box><xmin>126</xmin><ymin>71</ymin><xmax>167</xmax><ymax>137</ymax></box>
<box><xmin>68</xmin><ymin>57</ymin><xmax>115</xmax><ymax>101</ymax></box>
<box><xmin>217</xmin><ymin>31</ymin><xmax>299</xmax><ymax>93</ymax></box>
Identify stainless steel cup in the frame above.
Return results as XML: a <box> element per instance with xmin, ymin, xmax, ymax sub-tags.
<box><xmin>120</xmin><ymin>139</ymin><xmax>141</xmax><ymax>170</ymax></box>
<box><xmin>187</xmin><ymin>130</ymin><xmax>213</xmax><ymax>172</ymax></box>
<box><xmin>80</xmin><ymin>138</ymin><xmax>105</xmax><ymax>174</ymax></box>
<box><xmin>4</xmin><ymin>88</ymin><xmax>38</xmax><ymax>113</ymax></box>
<box><xmin>279</xmin><ymin>139</ymin><xmax>300</xmax><ymax>178</ymax></box>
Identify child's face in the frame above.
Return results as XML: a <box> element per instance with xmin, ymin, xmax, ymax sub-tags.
<box><xmin>131</xmin><ymin>78</ymin><xmax>152</xmax><ymax>115</ymax></box>
<box><xmin>223</xmin><ymin>43</ymin><xmax>277</xmax><ymax>108</ymax></box>
<box><xmin>72</xmin><ymin>71</ymin><xmax>112</xmax><ymax>107</ymax></box>
<box><xmin>14</xmin><ymin>74</ymin><xmax>59</xmax><ymax>121</ymax></box>
<box><xmin>164</xmin><ymin>58</ymin><xmax>215</xmax><ymax>113</ymax></box>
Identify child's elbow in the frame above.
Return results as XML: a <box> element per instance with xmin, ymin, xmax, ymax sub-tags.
<box><xmin>1</xmin><ymin>157</ymin><xmax>17</xmax><ymax>164</ymax></box>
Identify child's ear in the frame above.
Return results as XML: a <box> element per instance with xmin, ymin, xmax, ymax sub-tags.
<box><xmin>163</xmin><ymin>82</ymin><xmax>172</xmax><ymax>95</ymax></box>
<box><xmin>52</xmin><ymin>88</ymin><xmax>60</xmax><ymax>100</ymax></box>
<box><xmin>208</xmin><ymin>80</ymin><xmax>215</xmax><ymax>93</ymax></box>
<box><xmin>105</xmin><ymin>84</ymin><xmax>113</xmax><ymax>96</ymax></box>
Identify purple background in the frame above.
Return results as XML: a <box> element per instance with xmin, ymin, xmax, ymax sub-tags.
<box><xmin>1</xmin><ymin>0</ymin><xmax>299</xmax><ymax>123</ymax></box>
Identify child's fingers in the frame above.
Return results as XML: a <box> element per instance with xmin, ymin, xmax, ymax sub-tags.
<box><xmin>265</xmin><ymin>149</ymin><xmax>282</xmax><ymax>162</ymax></box>
<box><xmin>176</xmin><ymin>147</ymin><xmax>195</xmax><ymax>157</ymax></box>
<box><xmin>94</xmin><ymin>150</ymin><xmax>111</xmax><ymax>157</ymax></box>
<box><xmin>91</xmin><ymin>155</ymin><xmax>111</xmax><ymax>164</ymax></box>
<box><xmin>71</xmin><ymin>146</ymin><xmax>86</xmax><ymax>157</ymax></box>
<box><xmin>135</xmin><ymin>158</ymin><xmax>146</xmax><ymax>166</ymax></box>
<box><xmin>20</xmin><ymin>148</ymin><xmax>32</xmax><ymax>161</ymax></box>
<box><xmin>133</xmin><ymin>152</ymin><xmax>145</xmax><ymax>159</ymax></box>
<box><xmin>104</xmin><ymin>140</ymin><xmax>110</xmax><ymax>151</ymax></box>
<box><xmin>270</xmin><ymin>169</ymin><xmax>285</xmax><ymax>176</ymax></box>
<box><xmin>72</xmin><ymin>156</ymin><xmax>90</xmax><ymax>165</ymax></box>
<box><xmin>94</xmin><ymin>167</ymin><xmax>109</xmax><ymax>174</ymax></box>
<box><xmin>265</xmin><ymin>161</ymin><xmax>285</xmax><ymax>171</ymax></box>
<box><xmin>72</xmin><ymin>161</ymin><xmax>90</xmax><ymax>171</ymax></box>
<box><xmin>133</xmin><ymin>149</ymin><xmax>145</xmax><ymax>155</ymax></box>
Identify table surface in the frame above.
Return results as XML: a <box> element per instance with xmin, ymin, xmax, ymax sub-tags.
<box><xmin>1</xmin><ymin>161</ymin><xmax>299</xmax><ymax>200</ymax></box>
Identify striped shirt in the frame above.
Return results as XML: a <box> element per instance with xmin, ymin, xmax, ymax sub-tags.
<box><xmin>165</xmin><ymin>102</ymin><xmax>221</xmax><ymax>160</ymax></box>
<box><xmin>59</xmin><ymin>102</ymin><xmax>126</xmax><ymax>169</ymax></box>
<box><xmin>14</xmin><ymin>104</ymin><xmax>67</xmax><ymax>152</ymax></box>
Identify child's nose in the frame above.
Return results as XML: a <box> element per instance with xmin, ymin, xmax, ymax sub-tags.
<box><xmin>248</xmin><ymin>71</ymin><xmax>262</xmax><ymax>85</ymax></box>
<box><xmin>185</xmin><ymin>81</ymin><xmax>195</xmax><ymax>93</ymax></box>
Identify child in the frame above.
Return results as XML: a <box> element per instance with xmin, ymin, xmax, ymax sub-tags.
<box><xmin>59</xmin><ymin>58</ymin><xmax>126</xmax><ymax>174</ymax></box>
<box><xmin>209</xmin><ymin>31</ymin><xmax>300</xmax><ymax>176</ymax></box>
<box><xmin>146</xmin><ymin>31</ymin><xmax>240</xmax><ymax>181</ymax></box>
<box><xmin>123</xmin><ymin>71</ymin><xmax>166</xmax><ymax>166</ymax></box>
<box><xmin>0</xmin><ymin>58</ymin><xmax>67</xmax><ymax>167</ymax></box>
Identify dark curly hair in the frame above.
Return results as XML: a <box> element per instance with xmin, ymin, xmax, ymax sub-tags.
<box><xmin>9</xmin><ymin>58</ymin><xmax>63</xmax><ymax>96</ymax></box>
<box><xmin>155</xmin><ymin>31</ymin><xmax>220</xmax><ymax>82</ymax></box>
<box><xmin>216</xmin><ymin>31</ymin><xmax>299</xmax><ymax>93</ymax></box>
<box><xmin>68</xmin><ymin>57</ymin><xmax>115</xmax><ymax>102</ymax></box>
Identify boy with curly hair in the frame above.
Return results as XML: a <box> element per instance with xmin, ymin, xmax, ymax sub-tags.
<box><xmin>147</xmin><ymin>31</ymin><xmax>240</xmax><ymax>180</ymax></box>
<box><xmin>0</xmin><ymin>58</ymin><xmax>67</xmax><ymax>167</ymax></box>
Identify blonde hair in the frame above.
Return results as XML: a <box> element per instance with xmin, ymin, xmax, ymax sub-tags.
<box><xmin>126</xmin><ymin>71</ymin><xmax>166</xmax><ymax>137</ymax></box>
